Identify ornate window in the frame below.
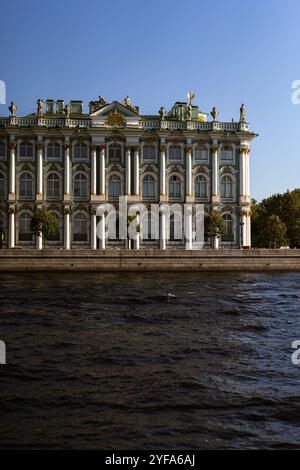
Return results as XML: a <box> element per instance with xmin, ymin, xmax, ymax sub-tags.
<box><xmin>19</xmin><ymin>172</ymin><xmax>33</xmax><ymax>198</ymax></box>
<box><xmin>19</xmin><ymin>142</ymin><xmax>33</xmax><ymax>159</ymax></box>
<box><xmin>169</xmin><ymin>175</ymin><xmax>182</xmax><ymax>198</ymax></box>
<box><xmin>73</xmin><ymin>212</ymin><xmax>88</xmax><ymax>242</ymax></box>
<box><xmin>47</xmin><ymin>142</ymin><xmax>61</xmax><ymax>160</ymax></box>
<box><xmin>222</xmin><ymin>214</ymin><xmax>233</xmax><ymax>241</ymax></box>
<box><xmin>19</xmin><ymin>211</ymin><xmax>32</xmax><ymax>241</ymax></box>
<box><xmin>142</xmin><ymin>174</ymin><xmax>155</xmax><ymax>198</ymax></box>
<box><xmin>0</xmin><ymin>173</ymin><xmax>5</xmax><ymax>198</ymax></box>
<box><xmin>108</xmin><ymin>174</ymin><xmax>121</xmax><ymax>198</ymax></box>
<box><xmin>168</xmin><ymin>145</ymin><xmax>182</xmax><ymax>161</ymax></box>
<box><xmin>194</xmin><ymin>146</ymin><xmax>207</xmax><ymax>163</ymax></box>
<box><xmin>74</xmin><ymin>172</ymin><xmax>88</xmax><ymax>198</ymax></box>
<box><xmin>220</xmin><ymin>148</ymin><xmax>233</xmax><ymax>162</ymax></box>
<box><xmin>143</xmin><ymin>145</ymin><xmax>156</xmax><ymax>161</ymax></box>
<box><xmin>74</xmin><ymin>143</ymin><xmax>88</xmax><ymax>160</ymax></box>
<box><xmin>0</xmin><ymin>142</ymin><xmax>6</xmax><ymax>157</ymax></box>
<box><xmin>195</xmin><ymin>175</ymin><xmax>207</xmax><ymax>198</ymax></box>
<box><xmin>108</xmin><ymin>144</ymin><xmax>122</xmax><ymax>161</ymax></box>
<box><xmin>220</xmin><ymin>175</ymin><xmax>233</xmax><ymax>198</ymax></box>
<box><xmin>47</xmin><ymin>172</ymin><xmax>61</xmax><ymax>199</ymax></box>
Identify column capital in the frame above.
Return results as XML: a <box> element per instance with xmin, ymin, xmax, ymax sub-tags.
<box><xmin>99</xmin><ymin>144</ymin><xmax>106</xmax><ymax>151</ymax></box>
<box><xmin>211</xmin><ymin>145</ymin><xmax>219</xmax><ymax>152</ymax></box>
<box><xmin>9</xmin><ymin>142</ymin><xmax>16</xmax><ymax>150</ymax></box>
<box><xmin>125</xmin><ymin>145</ymin><xmax>133</xmax><ymax>151</ymax></box>
<box><xmin>160</xmin><ymin>144</ymin><xmax>166</xmax><ymax>152</ymax></box>
<box><xmin>63</xmin><ymin>143</ymin><xmax>71</xmax><ymax>150</ymax></box>
<box><xmin>240</xmin><ymin>145</ymin><xmax>250</xmax><ymax>154</ymax></box>
<box><xmin>8</xmin><ymin>204</ymin><xmax>17</xmax><ymax>214</ymax></box>
<box><xmin>186</xmin><ymin>146</ymin><xmax>192</xmax><ymax>153</ymax></box>
<box><xmin>133</xmin><ymin>145</ymin><xmax>140</xmax><ymax>152</ymax></box>
<box><xmin>91</xmin><ymin>144</ymin><xmax>97</xmax><ymax>151</ymax></box>
<box><xmin>36</xmin><ymin>143</ymin><xmax>45</xmax><ymax>150</ymax></box>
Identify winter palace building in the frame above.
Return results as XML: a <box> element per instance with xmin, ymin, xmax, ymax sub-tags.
<box><xmin>0</xmin><ymin>94</ymin><xmax>257</xmax><ymax>249</ymax></box>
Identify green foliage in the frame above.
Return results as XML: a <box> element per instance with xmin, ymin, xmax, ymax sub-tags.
<box><xmin>205</xmin><ymin>210</ymin><xmax>224</xmax><ymax>240</ymax></box>
<box><xmin>251</xmin><ymin>189</ymin><xmax>300</xmax><ymax>247</ymax></box>
<box><xmin>31</xmin><ymin>208</ymin><xmax>58</xmax><ymax>248</ymax></box>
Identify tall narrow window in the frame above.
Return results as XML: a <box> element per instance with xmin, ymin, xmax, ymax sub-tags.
<box><xmin>74</xmin><ymin>172</ymin><xmax>88</xmax><ymax>198</ymax></box>
<box><xmin>74</xmin><ymin>212</ymin><xmax>88</xmax><ymax>241</ymax></box>
<box><xmin>169</xmin><ymin>213</ymin><xmax>182</xmax><ymax>241</ymax></box>
<box><xmin>169</xmin><ymin>175</ymin><xmax>181</xmax><ymax>198</ymax></box>
<box><xmin>47</xmin><ymin>172</ymin><xmax>60</xmax><ymax>199</ymax></box>
<box><xmin>194</xmin><ymin>146</ymin><xmax>207</xmax><ymax>163</ymax></box>
<box><xmin>19</xmin><ymin>211</ymin><xmax>32</xmax><ymax>241</ymax></box>
<box><xmin>142</xmin><ymin>174</ymin><xmax>155</xmax><ymax>198</ymax></box>
<box><xmin>143</xmin><ymin>145</ymin><xmax>156</xmax><ymax>161</ymax></box>
<box><xmin>195</xmin><ymin>175</ymin><xmax>207</xmax><ymax>198</ymax></box>
<box><xmin>220</xmin><ymin>148</ymin><xmax>233</xmax><ymax>161</ymax></box>
<box><xmin>19</xmin><ymin>172</ymin><xmax>33</xmax><ymax>198</ymax></box>
<box><xmin>108</xmin><ymin>144</ymin><xmax>122</xmax><ymax>161</ymax></box>
<box><xmin>74</xmin><ymin>143</ymin><xmax>88</xmax><ymax>160</ymax></box>
<box><xmin>0</xmin><ymin>142</ymin><xmax>6</xmax><ymax>157</ymax></box>
<box><xmin>221</xmin><ymin>175</ymin><xmax>233</xmax><ymax>198</ymax></box>
<box><xmin>0</xmin><ymin>173</ymin><xmax>5</xmax><ymax>198</ymax></box>
<box><xmin>222</xmin><ymin>214</ymin><xmax>233</xmax><ymax>241</ymax></box>
<box><xmin>108</xmin><ymin>174</ymin><xmax>121</xmax><ymax>198</ymax></box>
<box><xmin>168</xmin><ymin>145</ymin><xmax>181</xmax><ymax>161</ymax></box>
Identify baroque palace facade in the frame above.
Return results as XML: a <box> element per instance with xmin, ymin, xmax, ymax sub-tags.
<box><xmin>0</xmin><ymin>94</ymin><xmax>256</xmax><ymax>249</ymax></box>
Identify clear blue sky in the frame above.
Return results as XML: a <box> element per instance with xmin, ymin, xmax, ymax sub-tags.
<box><xmin>1</xmin><ymin>0</ymin><xmax>300</xmax><ymax>201</ymax></box>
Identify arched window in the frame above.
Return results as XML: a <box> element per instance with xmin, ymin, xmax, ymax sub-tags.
<box><xmin>0</xmin><ymin>173</ymin><xmax>5</xmax><ymax>198</ymax></box>
<box><xmin>19</xmin><ymin>211</ymin><xmax>32</xmax><ymax>241</ymax></box>
<box><xmin>47</xmin><ymin>142</ymin><xmax>61</xmax><ymax>160</ymax></box>
<box><xmin>194</xmin><ymin>146</ymin><xmax>207</xmax><ymax>163</ymax></box>
<box><xmin>108</xmin><ymin>174</ymin><xmax>121</xmax><ymax>198</ymax></box>
<box><xmin>221</xmin><ymin>175</ymin><xmax>233</xmax><ymax>198</ymax></box>
<box><xmin>142</xmin><ymin>174</ymin><xmax>155</xmax><ymax>198</ymax></box>
<box><xmin>169</xmin><ymin>213</ymin><xmax>182</xmax><ymax>241</ymax></box>
<box><xmin>108</xmin><ymin>144</ymin><xmax>122</xmax><ymax>161</ymax></box>
<box><xmin>47</xmin><ymin>212</ymin><xmax>60</xmax><ymax>241</ymax></box>
<box><xmin>74</xmin><ymin>172</ymin><xmax>88</xmax><ymax>198</ymax></box>
<box><xmin>195</xmin><ymin>175</ymin><xmax>207</xmax><ymax>198</ymax></box>
<box><xmin>47</xmin><ymin>172</ymin><xmax>60</xmax><ymax>199</ymax></box>
<box><xmin>220</xmin><ymin>148</ymin><xmax>233</xmax><ymax>161</ymax></box>
<box><xmin>143</xmin><ymin>145</ymin><xmax>156</xmax><ymax>161</ymax></box>
<box><xmin>168</xmin><ymin>145</ymin><xmax>182</xmax><ymax>161</ymax></box>
<box><xmin>19</xmin><ymin>142</ymin><xmax>33</xmax><ymax>159</ymax></box>
<box><xmin>169</xmin><ymin>175</ymin><xmax>182</xmax><ymax>198</ymax></box>
<box><xmin>74</xmin><ymin>143</ymin><xmax>88</xmax><ymax>160</ymax></box>
<box><xmin>19</xmin><ymin>172</ymin><xmax>33</xmax><ymax>198</ymax></box>
<box><xmin>0</xmin><ymin>142</ymin><xmax>6</xmax><ymax>157</ymax></box>
<box><xmin>222</xmin><ymin>214</ymin><xmax>233</xmax><ymax>241</ymax></box>
<box><xmin>73</xmin><ymin>212</ymin><xmax>88</xmax><ymax>242</ymax></box>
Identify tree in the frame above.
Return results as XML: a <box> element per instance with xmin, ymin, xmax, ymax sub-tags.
<box><xmin>205</xmin><ymin>210</ymin><xmax>224</xmax><ymax>249</ymax></box>
<box><xmin>31</xmin><ymin>208</ymin><xmax>58</xmax><ymax>249</ymax></box>
<box><xmin>263</xmin><ymin>214</ymin><xmax>287</xmax><ymax>248</ymax></box>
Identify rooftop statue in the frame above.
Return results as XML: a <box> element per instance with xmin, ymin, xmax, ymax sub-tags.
<box><xmin>8</xmin><ymin>101</ymin><xmax>17</xmax><ymax>116</ymax></box>
<box><xmin>159</xmin><ymin>106</ymin><xmax>166</xmax><ymax>120</ymax></box>
<box><xmin>240</xmin><ymin>103</ymin><xmax>246</xmax><ymax>123</ymax></box>
<box><xmin>97</xmin><ymin>96</ymin><xmax>107</xmax><ymax>107</ymax></box>
<box><xmin>63</xmin><ymin>104</ymin><xmax>71</xmax><ymax>117</ymax></box>
<box><xmin>187</xmin><ymin>104</ymin><xmax>192</xmax><ymax>120</ymax></box>
<box><xmin>187</xmin><ymin>92</ymin><xmax>195</xmax><ymax>106</ymax></box>
<box><xmin>37</xmin><ymin>98</ymin><xmax>44</xmax><ymax>116</ymax></box>
<box><xmin>210</xmin><ymin>106</ymin><xmax>219</xmax><ymax>121</ymax></box>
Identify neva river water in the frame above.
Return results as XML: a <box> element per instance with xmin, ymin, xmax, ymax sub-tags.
<box><xmin>1</xmin><ymin>271</ymin><xmax>300</xmax><ymax>449</ymax></box>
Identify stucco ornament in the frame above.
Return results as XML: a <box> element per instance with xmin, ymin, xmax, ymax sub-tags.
<box><xmin>210</xmin><ymin>106</ymin><xmax>219</xmax><ymax>121</ymax></box>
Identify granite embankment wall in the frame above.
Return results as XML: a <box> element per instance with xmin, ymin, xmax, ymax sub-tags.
<box><xmin>0</xmin><ymin>249</ymin><xmax>299</xmax><ymax>271</ymax></box>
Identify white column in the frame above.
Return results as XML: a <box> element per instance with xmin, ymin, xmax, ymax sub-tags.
<box><xmin>160</xmin><ymin>145</ymin><xmax>166</xmax><ymax>196</ymax></box>
<box><xmin>240</xmin><ymin>145</ymin><xmax>250</xmax><ymax>198</ymax></box>
<box><xmin>91</xmin><ymin>212</ymin><xmax>96</xmax><ymax>249</ymax></box>
<box><xmin>212</xmin><ymin>145</ymin><xmax>219</xmax><ymax>200</ymax></box>
<box><xmin>9</xmin><ymin>143</ymin><xmax>16</xmax><ymax>197</ymax></box>
<box><xmin>186</xmin><ymin>147</ymin><xmax>192</xmax><ymax>196</ymax></box>
<box><xmin>36</xmin><ymin>144</ymin><xmax>43</xmax><ymax>198</ymax></box>
<box><xmin>100</xmin><ymin>146</ymin><xmax>106</xmax><ymax>196</ymax></box>
<box><xmin>126</xmin><ymin>147</ymin><xmax>131</xmax><ymax>195</ymax></box>
<box><xmin>64</xmin><ymin>144</ymin><xmax>71</xmax><ymax>198</ymax></box>
<box><xmin>36</xmin><ymin>233</ymin><xmax>43</xmax><ymax>250</ymax></box>
<box><xmin>185</xmin><ymin>208</ymin><xmax>193</xmax><ymax>250</ymax></box>
<box><xmin>160</xmin><ymin>211</ymin><xmax>166</xmax><ymax>250</ymax></box>
<box><xmin>91</xmin><ymin>146</ymin><xmax>97</xmax><ymax>196</ymax></box>
<box><xmin>99</xmin><ymin>213</ymin><xmax>106</xmax><ymax>250</ymax></box>
<box><xmin>8</xmin><ymin>210</ymin><xmax>15</xmax><ymax>248</ymax></box>
<box><xmin>64</xmin><ymin>210</ymin><xmax>70</xmax><ymax>249</ymax></box>
<box><xmin>134</xmin><ymin>147</ymin><xmax>140</xmax><ymax>196</ymax></box>
<box><xmin>134</xmin><ymin>213</ymin><xmax>140</xmax><ymax>249</ymax></box>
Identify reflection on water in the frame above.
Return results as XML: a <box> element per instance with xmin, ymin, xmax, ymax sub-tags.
<box><xmin>1</xmin><ymin>271</ymin><xmax>300</xmax><ymax>449</ymax></box>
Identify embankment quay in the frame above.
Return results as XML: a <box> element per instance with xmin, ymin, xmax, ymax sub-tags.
<box><xmin>0</xmin><ymin>249</ymin><xmax>299</xmax><ymax>271</ymax></box>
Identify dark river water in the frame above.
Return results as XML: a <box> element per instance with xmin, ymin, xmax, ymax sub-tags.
<box><xmin>1</xmin><ymin>271</ymin><xmax>300</xmax><ymax>450</ymax></box>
